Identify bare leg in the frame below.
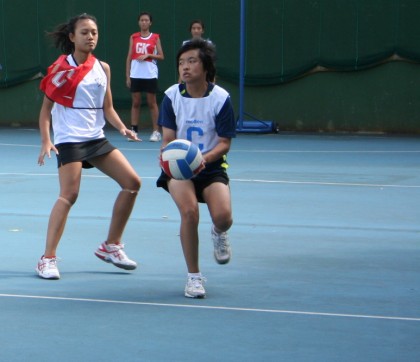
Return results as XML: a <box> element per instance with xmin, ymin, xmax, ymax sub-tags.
<box><xmin>203</xmin><ymin>182</ymin><xmax>233</xmax><ymax>232</ymax></box>
<box><xmin>168</xmin><ymin>179</ymin><xmax>200</xmax><ymax>273</ymax></box>
<box><xmin>146</xmin><ymin>92</ymin><xmax>160</xmax><ymax>132</ymax></box>
<box><xmin>44</xmin><ymin>162</ymin><xmax>82</xmax><ymax>256</ymax></box>
<box><xmin>106</xmin><ymin>189</ymin><xmax>138</xmax><ymax>243</ymax></box>
<box><xmin>90</xmin><ymin>149</ymin><xmax>141</xmax><ymax>244</ymax></box>
<box><xmin>130</xmin><ymin>92</ymin><xmax>142</xmax><ymax>129</ymax></box>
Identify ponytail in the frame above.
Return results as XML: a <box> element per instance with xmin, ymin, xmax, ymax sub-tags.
<box><xmin>47</xmin><ymin>13</ymin><xmax>97</xmax><ymax>54</ymax></box>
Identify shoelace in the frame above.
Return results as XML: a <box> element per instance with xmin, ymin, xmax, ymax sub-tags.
<box><xmin>41</xmin><ymin>257</ymin><xmax>60</xmax><ymax>269</ymax></box>
<box><xmin>214</xmin><ymin>232</ymin><xmax>229</xmax><ymax>250</ymax></box>
<box><xmin>189</xmin><ymin>277</ymin><xmax>207</xmax><ymax>287</ymax></box>
<box><xmin>107</xmin><ymin>243</ymin><xmax>129</xmax><ymax>261</ymax></box>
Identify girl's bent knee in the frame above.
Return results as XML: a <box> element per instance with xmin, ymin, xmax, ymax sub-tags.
<box><xmin>131</xmin><ymin>177</ymin><xmax>141</xmax><ymax>191</ymax></box>
<box><xmin>214</xmin><ymin>216</ymin><xmax>233</xmax><ymax>232</ymax></box>
<box><xmin>180</xmin><ymin>207</ymin><xmax>199</xmax><ymax>225</ymax></box>
<box><xmin>61</xmin><ymin>191</ymin><xmax>78</xmax><ymax>205</ymax></box>
<box><xmin>125</xmin><ymin>176</ymin><xmax>141</xmax><ymax>192</ymax></box>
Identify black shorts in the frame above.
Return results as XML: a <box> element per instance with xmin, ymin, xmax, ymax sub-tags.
<box><xmin>157</xmin><ymin>158</ymin><xmax>230</xmax><ymax>203</ymax></box>
<box><xmin>130</xmin><ymin>78</ymin><xmax>158</xmax><ymax>93</ymax></box>
<box><xmin>55</xmin><ymin>138</ymin><xmax>116</xmax><ymax>169</ymax></box>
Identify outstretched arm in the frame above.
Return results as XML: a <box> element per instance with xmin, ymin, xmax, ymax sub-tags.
<box><xmin>102</xmin><ymin>61</ymin><xmax>141</xmax><ymax>141</ymax></box>
<box><xmin>38</xmin><ymin>96</ymin><xmax>58</xmax><ymax>165</ymax></box>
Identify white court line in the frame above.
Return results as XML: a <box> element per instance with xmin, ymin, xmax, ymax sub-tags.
<box><xmin>1</xmin><ymin>142</ymin><xmax>420</xmax><ymax>154</ymax></box>
<box><xmin>231</xmin><ymin>150</ymin><xmax>420</xmax><ymax>153</ymax></box>
<box><xmin>1</xmin><ymin>172</ymin><xmax>419</xmax><ymax>188</ymax></box>
<box><xmin>0</xmin><ymin>143</ymin><xmax>39</xmax><ymax>148</ymax></box>
<box><xmin>0</xmin><ymin>172</ymin><xmax>154</xmax><ymax>179</ymax></box>
<box><xmin>0</xmin><ymin>143</ymin><xmax>158</xmax><ymax>152</ymax></box>
<box><xmin>0</xmin><ymin>293</ymin><xmax>419</xmax><ymax>322</ymax></box>
<box><xmin>231</xmin><ymin>178</ymin><xmax>420</xmax><ymax>188</ymax></box>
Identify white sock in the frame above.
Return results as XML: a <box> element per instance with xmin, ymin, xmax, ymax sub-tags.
<box><xmin>188</xmin><ymin>272</ymin><xmax>202</xmax><ymax>278</ymax></box>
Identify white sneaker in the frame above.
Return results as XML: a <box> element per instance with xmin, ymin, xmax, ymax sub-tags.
<box><xmin>36</xmin><ymin>256</ymin><xmax>60</xmax><ymax>279</ymax></box>
<box><xmin>211</xmin><ymin>225</ymin><xmax>231</xmax><ymax>264</ymax></box>
<box><xmin>94</xmin><ymin>242</ymin><xmax>137</xmax><ymax>270</ymax></box>
<box><xmin>184</xmin><ymin>276</ymin><xmax>207</xmax><ymax>298</ymax></box>
<box><xmin>149</xmin><ymin>131</ymin><xmax>161</xmax><ymax>142</ymax></box>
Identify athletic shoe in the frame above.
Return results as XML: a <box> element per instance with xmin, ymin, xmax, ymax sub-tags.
<box><xmin>149</xmin><ymin>131</ymin><xmax>161</xmax><ymax>142</ymax></box>
<box><xmin>184</xmin><ymin>276</ymin><xmax>207</xmax><ymax>298</ymax></box>
<box><xmin>211</xmin><ymin>225</ymin><xmax>231</xmax><ymax>264</ymax></box>
<box><xmin>94</xmin><ymin>242</ymin><xmax>137</xmax><ymax>270</ymax></box>
<box><xmin>36</xmin><ymin>256</ymin><xmax>60</xmax><ymax>279</ymax></box>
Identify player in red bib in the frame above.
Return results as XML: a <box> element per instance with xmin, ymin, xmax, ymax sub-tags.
<box><xmin>126</xmin><ymin>12</ymin><xmax>164</xmax><ymax>142</ymax></box>
<box><xmin>36</xmin><ymin>13</ymin><xmax>141</xmax><ymax>280</ymax></box>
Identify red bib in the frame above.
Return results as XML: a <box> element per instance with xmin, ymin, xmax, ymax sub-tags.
<box><xmin>40</xmin><ymin>55</ymin><xmax>97</xmax><ymax>107</ymax></box>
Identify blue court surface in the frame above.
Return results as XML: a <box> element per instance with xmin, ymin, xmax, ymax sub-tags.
<box><xmin>0</xmin><ymin>127</ymin><xmax>419</xmax><ymax>362</ymax></box>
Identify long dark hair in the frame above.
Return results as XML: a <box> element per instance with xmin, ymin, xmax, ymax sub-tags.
<box><xmin>47</xmin><ymin>13</ymin><xmax>97</xmax><ymax>54</ymax></box>
<box><xmin>177</xmin><ymin>39</ymin><xmax>216</xmax><ymax>82</ymax></box>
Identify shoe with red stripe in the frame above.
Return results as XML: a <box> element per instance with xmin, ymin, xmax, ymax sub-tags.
<box><xmin>94</xmin><ymin>242</ymin><xmax>137</xmax><ymax>270</ymax></box>
<box><xmin>36</xmin><ymin>256</ymin><xmax>60</xmax><ymax>279</ymax></box>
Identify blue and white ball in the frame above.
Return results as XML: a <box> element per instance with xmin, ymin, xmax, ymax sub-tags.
<box><xmin>161</xmin><ymin>139</ymin><xmax>203</xmax><ymax>180</ymax></box>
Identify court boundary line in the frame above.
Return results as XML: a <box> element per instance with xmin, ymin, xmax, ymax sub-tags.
<box><xmin>2</xmin><ymin>142</ymin><xmax>420</xmax><ymax>154</ymax></box>
<box><xmin>0</xmin><ymin>293</ymin><xmax>419</xmax><ymax>322</ymax></box>
<box><xmin>231</xmin><ymin>179</ymin><xmax>420</xmax><ymax>188</ymax></box>
<box><xmin>1</xmin><ymin>172</ymin><xmax>420</xmax><ymax>188</ymax></box>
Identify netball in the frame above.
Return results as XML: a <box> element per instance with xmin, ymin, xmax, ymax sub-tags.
<box><xmin>160</xmin><ymin>139</ymin><xmax>203</xmax><ymax>180</ymax></box>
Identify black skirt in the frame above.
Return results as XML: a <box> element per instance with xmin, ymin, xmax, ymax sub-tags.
<box><xmin>55</xmin><ymin>138</ymin><xmax>116</xmax><ymax>169</ymax></box>
<box><xmin>129</xmin><ymin>78</ymin><xmax>158</xmax><ymax>93</ymax></box>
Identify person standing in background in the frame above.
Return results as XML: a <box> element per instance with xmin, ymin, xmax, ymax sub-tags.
<box><xmin>180</xmin><ymin>20</ymin><xmax>214</xmax><ymax>83</ymax></box>
<box><xmin>126</xmin><ymin>12</ymin><xmax>164</xmax><ymax>142</ymax></box>
<box><xmin>182</xmin><ymin>19</ymin><xmax>213</xmax><ymax>45</ymax></box>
